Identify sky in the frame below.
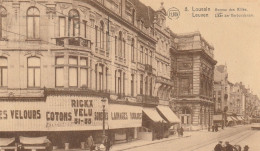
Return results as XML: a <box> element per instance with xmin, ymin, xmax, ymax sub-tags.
<box><xmin>140</xmin><ymin>0</ymin><xmax>260</xmax><ymax>96</ymax></box>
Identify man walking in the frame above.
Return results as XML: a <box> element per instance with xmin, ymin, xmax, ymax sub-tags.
<box><xmin>225</xmin><ymin>141</ymin><xmax>234</xmax><ymax>151</ymax></box>
<box><xmin>214</xmin><ymin>141</ymin><xmax>223</xmax><ymax>151</ymax></box>
<box><xmin>87</xmin><ymin>135</ymin><xmax>95</xmax><ymax>151</ymax></box>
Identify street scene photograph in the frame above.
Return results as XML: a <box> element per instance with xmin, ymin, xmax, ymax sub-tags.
<box><xmin>0</xmin><ymin>0</ymin><xmax>259</xmax><ymax>151</ymax></box>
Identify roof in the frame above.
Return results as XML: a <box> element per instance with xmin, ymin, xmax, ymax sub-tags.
<box><xmin>130</xmin><ymin>0</ymin><xmax>155</xmax><ymax>28</ymax></box>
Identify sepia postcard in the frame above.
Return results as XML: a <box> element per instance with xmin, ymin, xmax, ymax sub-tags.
<box><xmin>0</xmin><ymin>0</ymin><xmax>259</xmax><ymax>151</ymax></box>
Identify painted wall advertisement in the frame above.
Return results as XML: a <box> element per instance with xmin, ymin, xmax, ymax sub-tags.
<box><xmin>0</xmin><ymin>96</ymin><xmax>142</xmax><ymax>131</ymax></box>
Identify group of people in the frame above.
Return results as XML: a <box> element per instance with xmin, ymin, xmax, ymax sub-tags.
<box><xmin>87</xmin><ymin>135</ymin><xmax>112</xmax><ymax>151</ymax></box>
<box><xmin>212</xmin><ymin>124</ymin><xmax>219</xmax><ymax>132</ymax></box>
<box><xmin>214</xmin><ymin>141</ymin><xmax>249</xmax><ymax>151</ymax></box>
<box><xmin>177</xmin><ymin>126</ymin><xmax>184</xmax><ymax>137</ymax></box>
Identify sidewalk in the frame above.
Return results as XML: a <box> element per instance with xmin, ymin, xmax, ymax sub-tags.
<box><xmin>110</xmin><ymin>134</ymin><xmax>191</xmax><ymax>151</ymax></box>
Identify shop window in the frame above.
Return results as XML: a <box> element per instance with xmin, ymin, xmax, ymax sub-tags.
<box><xmin>28</xmin><ymin>57</ymin><xmax>40</xmax><ymax>87</ymax></box>
<box><xmin>69</xmin><ymin>57</ymin><xmax>78</xmax><ymax>87</ymax></box>
<box><xmin>80</xmin><ymin>57</ymin><xmax>88</xmax><ymax>87</ymax></box>
<box><xmin>59</xmin><ymin>17</ymin><xmax>65</xmax><ymax>37</ymax></box>
<box><xmin>0</xmin><ymin>57</ymin><xmax>7</xmax><ymax>87</ymax></box>
<box><xmin>27</xmin><ymin>7</ymin><xmax>40</xmax><ymax>39</ymax></box>
<box><xmin>68</xmin><ymin>9</ymin><xmax>80</xmax><ymax>37</ymax></box>
<box><xmin>55</xmin><ymin>56</ymin><xmax>64</xmax><ymax>87</ymax></box>
<box><xmin>0</xmin><ymin>6</ymin><xmax>7</xmax><ymax>40</ymax></box>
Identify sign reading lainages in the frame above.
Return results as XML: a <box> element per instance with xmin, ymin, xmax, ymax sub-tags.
<box><xmin>108</xmin><ymin>104</ymin><xmax>142</xmax><ymax>129</ymax></box>
<box><xmin>45</xmin><ymin>96</ymin><xmax>108</xmax><ymax>131</ymax></box>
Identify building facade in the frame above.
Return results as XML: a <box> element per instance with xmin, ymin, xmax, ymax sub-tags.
<box><xmin>170</xmin><ymin>32</ymin><xmax>217</xmax><ymax>130</ymax></box>
<box><xmin>0</xmin><ymin>0</ymin><xmax>180</xmax><ymax>148</ymax></box>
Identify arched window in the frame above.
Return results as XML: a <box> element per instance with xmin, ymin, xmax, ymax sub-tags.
<box><xmin>28</xmin><ymin>57</ymin><xmax>40</xmax><ymax>87</ymax></box>
<box><xmin>0</xmin><ymin>6</ymin><xmax>7</xmax><ymax>39</ymax></box>
<box><xmin>68</xmin><ymin>9</ymin><xmax>80</xmax><ymax>36</ymax></box>
<box><xmin>0</xmin><ymin>57</ymin><xmax>7</xmax><ymax>87</ymax></box>
<box><xmin>27</xmin><ymin>7</ymin><xmax>40</xmax><ymax>39</ymax></box>
<box><xmin>100</xmin><ymin>21</ymin><xmax>104</xmax><ymax>49</ymax></box>
<box><xmin>131</xmin><ymin>38</ymin><xmax>135</xmax><ymax>62</ymax></box>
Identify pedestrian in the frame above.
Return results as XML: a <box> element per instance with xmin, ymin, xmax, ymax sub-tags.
<box><xmin>180</xmin><ymin>126</ymin><xmax>184</xmax><ymax>137</ymax></box>
<box><xmin>225</xmin><ymin>141</ymin><xmax>234</xmax><ymax>151</ymax></box>
<box><xmin>87</xmin><ymin>135</ymin><xmax>95</xmax><ymax>151</ymax></box>
<box><xmin>212</xmin><ymin>125</ymin><xmax>215</xmax><ymax>132</ymax></box>
<box><xmin>214</xmin><ymin>141</ymin><xmax>223</xmax><ymax>151</ymax></box>
<box><xmin>104</xmin><ymin>136</ymin><xmax>112</xmax><ymax>151</ymax></box>
<box><xmin>17</xmin><ymin>143</ymin><xmax>24</xmax><ymax>151</ymax></box>
<box><xmin>233</xmin><ymin>145</ymin><xmax>241</xmax><ymax>151</ymax></box>
<box><xmin>177</xmin><ymin>126</ymin><xmax>180</xmax><ymax>137</ymax></box>
<box><xmin>44</xmin><ymin>139</ymin><xmax>53</xmax><ymax>151</ymax></box>
<box><xmin>215</xmin><ymin>124</ymin><xmax>219</xmax><ymax>132</ymax></box>
<box><xmin>243</xmin><ymin>145</ymin><xmax>249</xmax><ymax>151</ymax></box>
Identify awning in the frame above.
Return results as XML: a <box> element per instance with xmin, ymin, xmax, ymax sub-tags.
<box><xmin>231</xmin><ymin>116</ymin><xmax>239</xmax><ymax>121</ymax></box>
<box><xmin>157</xmin><ymin>105</ymin><xmax>180</xmax><ymax>123</ymax></box>
<box><xmin>19</xmin><ymin>136</ymin><xmax>47</xmax><ymax>145</ymax></box>
<box><xmin>227</xmin><ymin>116</ymin><xmax>233</xmax><ymax>121</ymax></box>
<box><xmin>0</xmin><ymin>138</ymin><xmax>15</xmax><ymax>146</ymax></box>
<box><xmin>237</xmin><ymin>116</ymin><xmax>243</xmax><ymax>121</ymax></box>
<box><xmin>143</xmin><ymin>107</ymin><xmax>165</xmax><ymax>122</ymax></box>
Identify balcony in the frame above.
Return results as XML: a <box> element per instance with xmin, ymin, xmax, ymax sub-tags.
<box><xmin>55</xmin><ymin>37</ymin><xmax>92</xmax><ymax>49</ymax></box>
<box><xmin>155</xmin><ymin>76</ymin><xmax>174</xmax><ymax>87</ymax></box>
<box><xmin>136</xmin><ymin>94</ymin><xmax>159</xmax><ymax>106</ymax></box>
<box><xmin>144</xmin><ymin>64</ymin><xmax>153</xmax><ymax>74</ymax></box>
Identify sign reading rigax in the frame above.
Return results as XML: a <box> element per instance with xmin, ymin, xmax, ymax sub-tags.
<box><xmin>45</xmin><ymin>96</ymin><xmax>108</xmax><ymax>131</ymax></box>
<box><xmin>0</xmin><ymin>96</ymin><xmax>142</xmax><ymax>131</ymax></box>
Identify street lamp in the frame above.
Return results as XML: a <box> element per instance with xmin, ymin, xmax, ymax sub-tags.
<box><xmin>101</xmin><ymin>98</ymin><xmax>107</xmax><ymax>138</ymax></box>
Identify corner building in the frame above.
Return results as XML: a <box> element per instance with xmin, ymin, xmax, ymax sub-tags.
<box><xmin>0</xmin><ymin>0</ymin><xmax>179</xmax><ymax>148</ymax></box>
<box><xmin>170</xmin><ymin>32</ymin><xmax>217</xmax><ymax>130</ymax></box>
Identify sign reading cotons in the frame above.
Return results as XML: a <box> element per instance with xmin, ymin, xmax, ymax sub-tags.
<box><xmin>108</xmin><ymin>104</ymin><xmax>142</xmax><ymax>129</ymax></box>
<box><xmin>45</xmin><ymin>96</ymin><xmax>108</xmax><ymax>131</ymax></box>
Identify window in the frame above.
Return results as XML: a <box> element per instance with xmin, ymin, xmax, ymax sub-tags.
<box><xmin>179</xmin><ymin>78</ymin><xmax>191</xmax><ymax>95</ymax></box>
<box><xmin>150</xmin><ymin>77</ymin><xmax>152</xmax><ymax>96</ymax></box>
<box><xmin>106</xmin><ymin>31</ymin><xmax>110</xmax><ymax>52</ymax></box>
<box><xmin>123</xmin><ymin>39</ymin><xmax>125</xmax><ymax>58</ymax></box>
<box><xmin>131</xmin><ymin>39</ymin><xmax>135</xmax><ymax>62</ymax></box>
<box><xmin>100</xmin><ymin>21</ymin><xmax>104</xmax><ymax>49</ymax></box>
<box><xmin>96</xmin><ymin>64</ymin><xmax>106</xmax><ymax>91</ymax></box>
<box><xmin>80</xmin><ymin>57</ymin><xmax>88</xmax><ymax>87</ymax></box>
<box><xmin>55</xmin><ymin>57</ymin><xmax>64</xmax><ymax>87</ymax></box>
<box><xmin>132</xmin><ymin>9</ymin><xmax>135</xmax><ymax>24</ymax></box>
<box><xmin>131</xmin><ymin>74</ymin><xmax>134</xmax><ymax>96</ymax></box>
<box><xmin>115</xmin><ymin>36</ymin><xmax>117</xmax><ymax>56</ymax></box>
<box><xmin>68</xmin><ymin>9</ymin><xmax>80</xmax><ymax>37</ymax></box>
<box><xmin>59</xmin><ymin>17</ymin><xmax>65</xmax><ymax>37</ymax></box>
<box><xmin>0</xmin><ymin>6</ymin><xmax>7</xmax><ymax>39</ymax></box>
<box><xmin>27</xmin><ymin>7</ymin><xmax>40</xmax><ymax>39</ymax></box>
<box><xmin>145</xmin><ymin>76</ymin><xmax>148</xmax><ymax>95</ymax></box>
<box><xmin>69</xmin><ymin>57</ymin><xmax>78</xmax><ymax>87</ymax></box>
<box><xmin>0</xmin><ymin>57</ymin><xmax>7</xmax><ymax>87</ymax></box>
<box><xmin>140</xmin><ymin>74</ymin><xmax>143</xmax><ymax>95</ymax></box>
<box><xmin>95</xmin><ymin>25</ymin><xmax>98</xmax><ymax>47</ymax></box>
<box><xmin>83</xmin><ymin>21</ymin><xmax>87</xmax><ymax>38</ymax></box>
<box><xmin>145</xmin><ymin>48</ymin><xmax>148</xmax><ymax>64</ymax></box>
<box><xmin>28</xmin><ymin>57</ymin><xmax>40</xmax><ymax>87</ymax></box>
<box><xmin>140</xmin><ymin>46</ymin><xmax>143</xmax><ymax>63</ymax></box>
<box><xmin>149</xmin><ymin>51</ymin><xmax>152</xmax><ymax>65</ymax></box>
<box><xmin>118</xmin><ymin>31</ymin><xmax>122</xmax><ymax>57</ymax></box>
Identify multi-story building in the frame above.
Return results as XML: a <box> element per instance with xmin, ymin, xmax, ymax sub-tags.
<box><xmin>170</xmin><ymin>32</ymin><xmax>217</xmax><ymax>130</ymax></box>
<box><xmin>0</xmin><ymin>0</ymin><xmax>180</xmax><ymax>148</ymax></box>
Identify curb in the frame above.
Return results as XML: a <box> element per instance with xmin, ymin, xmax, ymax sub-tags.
<box><xmin>113</xmin><ymin>135</ymin><xmax>191</xmax><ymax>151</ymax></box>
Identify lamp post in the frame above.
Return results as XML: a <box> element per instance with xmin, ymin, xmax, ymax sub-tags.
<box><xmin>101</xmin><ymin>98</ymin><xmax>107</xmax><ymax>138</ymax></box>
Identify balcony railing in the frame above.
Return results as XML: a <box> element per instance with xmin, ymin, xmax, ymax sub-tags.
<box><xmin>55</xmin><ymin>37</ymin><xmax>92</xmax><ymax>49</ymax></box>
<box><xmin>136</xmin><ymin>94</ymin><xmax>159</xmax><ymax>105</ymax></box>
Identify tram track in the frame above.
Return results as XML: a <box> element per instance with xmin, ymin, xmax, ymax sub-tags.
<box><xmin>176</xmin><ymin>127</ymin><xmax>251</xmax><ymax>151</ymax></box>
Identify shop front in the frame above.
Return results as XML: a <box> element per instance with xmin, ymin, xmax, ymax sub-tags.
<box><xmin>140</xmin><ymin>107</ymin><xmax>165</xmax><ymax>141</ymax></box>
<box><xmin>156</xmin><ymin>105</ymin><xmax>181</xmax><ymax>137</ymax></box>
<box><xmin>108</xmin><ymin>104</ymin><xmax>142</xmax><ymax>143</ymax></box>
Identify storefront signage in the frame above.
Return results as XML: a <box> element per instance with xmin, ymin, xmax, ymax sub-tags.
<box><xmin>109</xmin><ymin>104</ymin><xmax>142</xmax><ymax>129</ymax></box>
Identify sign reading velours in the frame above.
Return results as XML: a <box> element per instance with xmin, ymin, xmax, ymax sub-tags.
<box><xmin>0</xmin><ymin>96</ymin><xmax>143</xmax><ymax>131</ymax></box>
